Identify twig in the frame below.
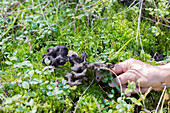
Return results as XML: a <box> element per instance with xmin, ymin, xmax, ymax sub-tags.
<box><xmin>136</xmin><ymin>0</ymin><xmax>144</xmax><ymax>50</ymax></box>
<box><xmin>73</xmin><ymin>78</ymin><xmax>94</xmax><ymax>113</ymax></box>
<box><xmin>2</xmin><ymin>10</ymin><xmax>20</xmax><ymax>37</ymax></box>
<box><xmin>142</xmin><ymin>16</ymin><xmax>170</xmax><ymax>28</ymax></box>
<box><xmin>26</xmin><ymin>37</ymin><xmax>32</xmax><ymax>51</ymax></box>
<box><xmin>38</xmin><ymin>0</ymin><xmax>50</xmax><ymax>28</ymax></box>
<box><xmin>74</xmin><ymin>3</ymin><xmax>79</xmax><ymax>33</ymax></box>
<box><xmin>127</xmin><ymin>0</ymin><xmax>137</xmax><ymax>9</ymax></box>
<box><xmin>42</xmin><ymin>1</ymin><xmax>51</xmax><ymax>10</ymax></box>
<box><xmin>160</xmin><ymin>91</ymin><xmax>166</xmax><ymax>113</ymax></box>
<box><xmin>114</xmin><ymin>2</ymin><xmax>140</xmax><ymax>16</ymax></box>
<box><xmin>155</xmin><ymin>86</ymin><xmax>167</xmax><ymax>113</ymax></box>
<box><xmin>93</xmin><ymin>97</ymin><xmax>102</xmax><ymax>113</ymax></box>
<box><xmin>3</xmin><ymin>88</ymin><xmax>9</xmax><ymax>97</ymax></box>
<box><xmin>62</xmin><ymin>0</ymin><xmax>104</xmax><ymax>30</ymax></box>
<box><xmin>98</xmin><ymin>84</ymin><xmax>109</xmax><ymax>96</ymax></box>
<box><xmin>151</xmin><ymin>0</ymin><xmax>158</xmax><ymax>9</ymax></box>
<box><xmin>23</xmin><ymin>0</ymin><xmax>49</xmax><ymax>11</ymax></box>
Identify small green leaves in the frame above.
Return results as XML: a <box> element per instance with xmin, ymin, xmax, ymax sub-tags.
<box><xmin>63</xmin><ymin>85</ymin><xmax>70</xmax><ymax>90</ymax></box>
<box><xmin>5</xmin><ymin>98</ymin><xmax>12</xmax><ymax>104</ymax></box>
<box><xmin>27</xmin><ymin>92</ymin><xmax>36</xmax><ymax>97</ymax></box>
<box><xmin>108</xmin><ymin>94</ymin><xmax>114</xmax><ymax>98</ymax></box>
<box><xmin>5</xmin><ymin>61</ymin><xmax>12</xmax><ymax>65</ymax></box>
<box><xmin>127</xmin><ymin>97</ymin><xmax>142</xmax><ymax>106</ymax></box>
<box><xmin>22</xmin><ymin>81</ymin><xmax>29</xmax><ymax>89</ymax></box>
<box><xmin>125</xmin><ymin>81</ymin><xmax>136</xmax><ymax>94</ymax></box>
<box><xmin>44</xmin><ymin>58</ymin><xmax>51</xmax><ymax>65</ymax></box>
<box><xmin>47</xmin><ymin>91</ymin><xmax>53</xmax><ymax>96</ymax></box>
<box><xmin>102</xmin><ymin>77</ymin><xmax>108</xmax><ymax>83</ymax></box>
<box><xmin>47</xmin><ymin>85</ymin><xmax>53</xmax><ymax>90</ymax></box>
<box><xmin>62</xmin><ymin>79</ymin><xmax>67</xmax><ymax>85</ymax></box>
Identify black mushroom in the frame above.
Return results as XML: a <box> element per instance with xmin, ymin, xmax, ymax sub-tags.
<box><xmin>42</xmin><ymin>45</ymin><xmax>115</xmax><ymax>87</ymax></box>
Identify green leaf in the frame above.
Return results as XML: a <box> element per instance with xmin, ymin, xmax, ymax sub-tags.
<box><xmin>62</xmin><ymin>79</ymin><xmax>67</xmax><ymax>85</ymax></box>
<box><xmin>12</xmin><ymin>94</ymin><xmax>22</xmax><ymax>101</ymax></box>
<box><xmin>5</xmin><ymin>61</ymin><xmax>12</xmax><ymax>65</ymax></box>
<box><xmin>108</xmin><ymin>94</ymin><xmax>114</xmax><ymax>98</ymax></box>
<box><xmin>47</xmin><ymin>85</ymin><xmax>53</xmax><ymax>90</ymax></box>
<box><xmin>44</xmin><ymin>58</ymin><xmax>51</xmax><ymax>65</ymax></box>
<box><xmin>5</xmin><ymin>98</ymin><xmax>12</xmax><ymax>104</ymax></box>
<box><xmin>47</xmin><ymin>91</ymin><xmax>53</xmax><ymax>96</ymax></box>
<box><xmin>102</xmin><ymin>77</ymin><xmax>108</xmax><ymax>83</ymax></box>
<box><xmin>54</xmin><ymin>89</ymin><xmax>63</xmax><ymax>95</ymax></box>
<box><xmin>31</xmin><ymin>105</ymin><xmax>37</xmax><ymax>113</ymax></box>
<box><xmin>63</xmin><ymin>85</ymin><xmax>70</xmax><ymax>90</ymax></box>
<box><xmin>127</xmin><ymin>97</ymin><xmax>142</xmax><ymax>106</ymax></box>
<box><xmin>27</xmin><ymin>92</ymin><xmax>36</xmax><ymax>97</ymax></box>
<box><xmin>29</xmin><ymin>99</ymin><xmax>34</xmax><ymax>106</ymax></box>
<box><xmin>0</xmin><ymin>94</ymin><xmax>6</xmax><ymax>99</ymax></box>
<box><xmin>15</xmin><ymin>106</ymin><xmax>28</xmax><ymax>112</ymax></box>
<box><xmin>22</xmin><ymin>81</ymin><xmax>29</xmax><ymax>89</ymax></box>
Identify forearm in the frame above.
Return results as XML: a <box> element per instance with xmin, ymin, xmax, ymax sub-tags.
<box><xmin>157</xmin><ymin>63</ymin><xmax>170</xmax><ymax>84</ymax></box>
<box><xmin>158</xmin><ymin>63</ymin><xmax>170</xmax><ymax>69</ymax></box>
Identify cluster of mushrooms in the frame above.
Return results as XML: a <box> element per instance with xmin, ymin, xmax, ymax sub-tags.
<box><xmin>42</xmin><ymin>45</ymin><xmax>114</xmax><ymax>86</ymax></box>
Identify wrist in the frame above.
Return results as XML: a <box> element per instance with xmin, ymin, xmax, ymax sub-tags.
<box><xmin>157</xmin><ymin>64</ymin><xmax>170</xmax><ymax>84</ymax></box>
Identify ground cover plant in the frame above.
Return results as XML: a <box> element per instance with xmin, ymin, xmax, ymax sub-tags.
<box><xmin>0</xmin><ymin>0</ymin><xmax>170</xmax><ymax>112</ymax></box>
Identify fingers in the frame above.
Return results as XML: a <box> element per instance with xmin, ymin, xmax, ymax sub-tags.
<box><xmin>109</xmin><ymin>71</ymin><xmax>137</xmax><ymax>87</ymax></box>
<box><xmin>112</xmin><ymin>58</ymin><xmax>135</xmax><ymax>74</ymax></box>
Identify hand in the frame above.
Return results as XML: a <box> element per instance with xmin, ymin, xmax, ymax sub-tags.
<box><xmin>109</xmin><ymin>58</ymin><xmax>170</xmax><ymax>96</ymax></box>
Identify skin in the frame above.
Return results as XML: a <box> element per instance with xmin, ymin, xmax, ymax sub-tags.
<box><xmin>109</xmin><ymin>58</ymin><xmax>170</xmax><ymax>96</ymax></box>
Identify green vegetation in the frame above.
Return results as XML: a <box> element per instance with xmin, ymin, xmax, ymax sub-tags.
<box><xmin>0</xmin><ymin>0</ymin><xmax>169</xmax><ymax>112</ymax></box>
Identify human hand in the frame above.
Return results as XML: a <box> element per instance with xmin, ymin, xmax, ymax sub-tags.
<box><xmin>109</xmin><ymin>58</ymin><xmax>170</xmax><ymax>95</ymax></box>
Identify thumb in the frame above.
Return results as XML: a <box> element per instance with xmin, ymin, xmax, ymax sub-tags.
<box><xmin>112</xmin><ymin>58</ymin><xmax>135</xmax><ymax>74</ymax></box>
<box><xmin>109</xmin><ymin>71</ymin><xmax>137</xmax><ymax>87</ymax></box>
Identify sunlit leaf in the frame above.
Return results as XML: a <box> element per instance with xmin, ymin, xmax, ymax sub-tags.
<box><xmin>22</xmin><ymin>81</ymin><xmax>29</xmax><ymax>89</ymax></box>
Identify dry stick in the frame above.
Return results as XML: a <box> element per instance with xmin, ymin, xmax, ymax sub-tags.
<box><xmin>155</xmin><ymin>86</ymin><xmax>167</xmax><ymax>113</ymax></box>
<box><xmin>42</xmin><ymin>1</ymin><xmax>51</xmax><ymax>9</ymax></box>
<box><xmin>23</xmin><ymin>0</ymin><xmax>49</xmax><ymax>11</ymax></box>
<box><xmin>136</xmin><ymin>0</ymin><xmax>144</xmax><ymax>50</ymax></box>
<box><xmin>63</xmin><ymin>1</ymin><xmax>139</xmax><ymax>30</ymax></box>
<box><xmin>151</xmin><ymin>0</ymin><xmax>158</xmax><ymax>9</ymax></box>
<box><xmin>114</xmin><ymin>2</ymin><xmax>140</xmax><ymax>16</ymax></box>
<box><xmin>98</xmin><ymin>84</ymin><xmax>109</xmax><ymax>96</ymax></box>
<box><xmin>80</xmin><ymin>1</ymin><xmax>89</xmax><ymax>27</ymax></box>
<box><xmin>62</xmin><ymin>0</ymin><xmax>104</xmax><ymax>30</ymax></box>
<box><xmin>160</xmin><ymin>91</ymin><xmax>166</xmax><ymax>113</ymax></box>
<box><xmin>1</xmin><ymin>0</ymin><xmax>37</xmax><ymax>17</ymax></box>
<box><xmin>127</xmin><ymin>0</ymin><xmax>137</xmax><ymax>9</ymax></box>
<box><xmin>93</xmin><ymin>97</ymin><xmax>102</xmax><ymax>113</ymax></box>
<box><xmin>26</xmin><ymin>37</ymin><xmax>32</xmax><ymax>51</ymax></box>
<box><xmin>38</xmin><ymin>0</ymin><xmax>50</xmax><ymax>28</ymax></box>
<box><xmin>74</xmin><ymin>3</ymin><xmax>79</xmax><ymax>33</ymax></box>
<box><xmin>142</xmin><ymin>16</ymin><xmax>170</xmax><ymax>28</ymax></box>
<box><xmin>73</xmin><ymin>78</ymin><xmax>94</xmax><ymax>113</ymax></box>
